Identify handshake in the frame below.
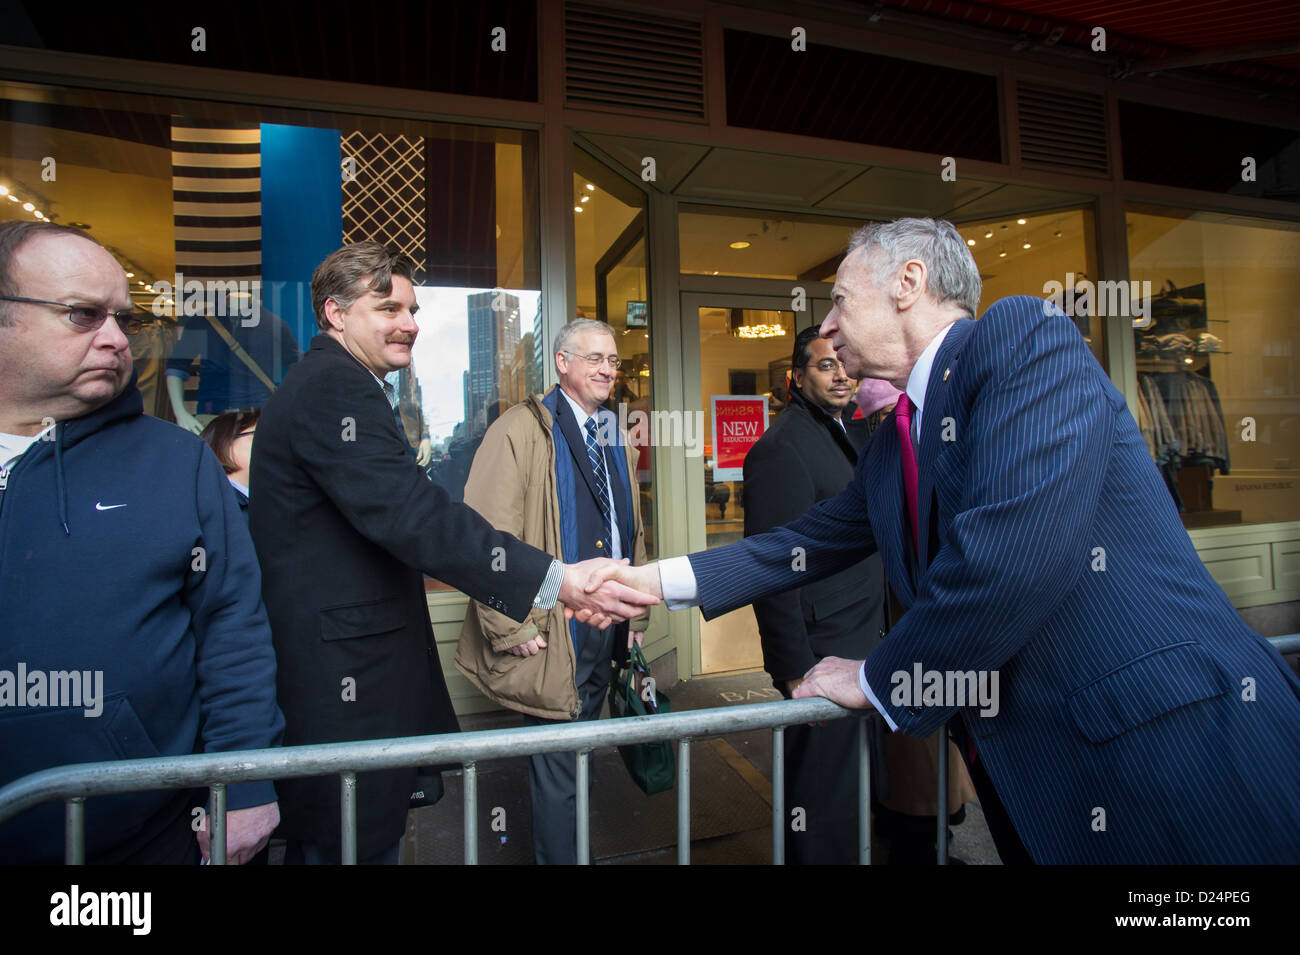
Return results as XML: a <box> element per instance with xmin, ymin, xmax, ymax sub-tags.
<box><xmin>557</xmin><ymin>558</ymin><xmax>663</xmax><ymax>630</ymax></box>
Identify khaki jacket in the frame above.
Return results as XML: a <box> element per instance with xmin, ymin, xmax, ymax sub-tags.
<box><xmin>455</xmin><ymin>393</ymin><xmax>650</xmax><ymax>720</ymax></box>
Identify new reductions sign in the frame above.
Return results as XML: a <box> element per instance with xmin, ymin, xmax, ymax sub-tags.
<box><xmin>711</xmin><ymin>395</ymin><xmax>768</xmax><ymax>481</ymax></box>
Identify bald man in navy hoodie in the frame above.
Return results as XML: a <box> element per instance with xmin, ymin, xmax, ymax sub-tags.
<box><xmin>0</xmin><ymin>222</ymin><xmax>284</xmax><ymax>864</ymax></box>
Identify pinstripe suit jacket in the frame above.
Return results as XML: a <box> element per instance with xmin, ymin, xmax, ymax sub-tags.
<box><xmin>690</xmin><ymin>295</ymin><xmax>1300</xmax><ymax>864</ymax></box>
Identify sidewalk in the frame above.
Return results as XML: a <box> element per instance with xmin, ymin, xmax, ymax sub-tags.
<box><xmin>400</xmin><ymin>669</ymin><xmax>1002</xmax><ymax>865</ymax></box>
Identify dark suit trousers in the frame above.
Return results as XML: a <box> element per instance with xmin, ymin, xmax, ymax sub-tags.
<box><xmin>949</xmin><ymin>719</ymin><xmax>1034</xmax><ymax>865</ymax></box>
<box><xmin>524</xmin><ymin>626</ymin><xmax>615</xmax><ymax>865</ymax></box>
<box><xmin>783</xmin><ymin>716</ymin><xmax>864</xmax><ymax>864</ymax></box>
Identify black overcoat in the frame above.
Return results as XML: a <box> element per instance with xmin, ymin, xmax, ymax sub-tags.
<box><xmin>250</xmin><ymin>335</ymin><xmax>551</xmax><ymax>858</ymax></box>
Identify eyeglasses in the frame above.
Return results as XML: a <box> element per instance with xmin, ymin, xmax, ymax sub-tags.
<box><xmin>562</xmin><ymin>350</ymin><xmax>622</xmax><ymax>369</ymax></box>
<box><xmin>808</xmin><ymin>358</ymin><xmax>848</xmax><ymax>374</ymax></box>
<box><xmin>0</xmin><ymin>295</ymin><xmax>152</xmax><ymax>335</ymax></box>
<box><xmin>235</xmin><ymin>430</ymin><xmax>257</xmax><ymax>439</ymax></box>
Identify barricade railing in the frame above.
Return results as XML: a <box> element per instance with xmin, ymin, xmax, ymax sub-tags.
<box><xmin>3</xmin><ymin>633</ymin><xmax>1295</xmax><ymax>866</ymax></box>
<box><xmin>0</xmin><ymin>697</ymin><xmax>870</xmax><ymax>866</ymax></box>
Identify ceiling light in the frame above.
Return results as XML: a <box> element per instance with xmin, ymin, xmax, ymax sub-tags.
<box><xmin>1053</xmin><ymin>230</ymin><xmax>1063</xmax><ymax>238</ymax></box>
<box><xmin>1017</xmin><ymin>218</ymin><xmax>1027</xmax><ymax>225</ymax></box>
<box><xmin>736</xmin><ymin>324</ymin><xmax>785</xmax><ymax>339</ymax></box>
<box><xmin>6</xmin><ymin>194</ymin><xmax>18</xmax><ymax>202</ymax></box>
<box><xmin>729</xmin><ymin>241</ymin><xmax>750</xmax><ymax>249</ymax></box>
<box><xmin>580</xmin><ymin>195</ymin><xmax>589</xmax><ymax>203</ymax></box>
<box><xmin>585</xmin><ymin>183</ymin><xmax>595</xmax><ymax>191</ymax></box>
<box><xmin>999</xmin><ymin>249</ymin><xmax>1007</xmax><ymax>258</ymax></box>
<box><xmin>966</xmin><ymin>239</ymin><xmax>976</xmax><ymax>246</ymax></box>
<box><xmin>125</xmin><ymin>272</ymin><xmax>134</xmax><ymax>278</ymax></box>
<box><xmin>984</xmin><ymin>231</ymin><xmax>993</xmax><ymax>238</ymax></box>
<box><xmin>22</xmin><ymin>202</ymin><xmax>33</xmax><ymax>211</ymax></box>
<box><xmin>1022</xmin><ymin>242</ymin><xmax>1031</xmax><ymax>249</ymax></box>
<box><xmin>574</xmin><ymin>206</ymin><xmax>583</xmax><ymax>213</ymax></box>
<box><xmin>0</xmin><ymin>185</ymin><xmax>7</xmax><ymax>195</ymax></box>
<box><xmin>33</xmin><ymin>211</ymin><xmax>44</xmax><ymax>219</ymax></box>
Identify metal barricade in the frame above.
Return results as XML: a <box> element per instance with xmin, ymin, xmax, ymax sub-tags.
<box><xmin>0</xmin><ymin>697</ymin><xmax>870</xmax><ymax>866</ymax></box>
<box><xmin>3</xmin><ymin>633</ymin><xmax>1296</xmax><ymax>865</ymax></box>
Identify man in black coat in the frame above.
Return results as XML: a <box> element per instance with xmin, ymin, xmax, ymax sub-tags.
<box><xmin>743</xmin><ymin>326</ymin><xmax>886</xmax><ymax>863</ymax></box>
<box><xmin>249</xmin><ymin>243</ymin><xmax>654</xmax><ymax>864</ymax></box>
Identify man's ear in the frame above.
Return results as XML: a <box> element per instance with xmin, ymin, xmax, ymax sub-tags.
<box><xmin>323</xmin><ymin>297</ymin><xmax>346</xmax><ymax>332</ymax></box>
<box><xmin>894</xmin><ymin>259</ymin><xmax>928</xmax><ymax>312</ymax></box>
<box><xmin>791</xmin><ymin>366</ymin><xmax>806</xmax><ymax>389</ymax></box>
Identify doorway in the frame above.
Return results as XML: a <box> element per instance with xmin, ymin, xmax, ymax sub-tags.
<box><xmin>679</xmin><ymin>290</ymin><xmax>829</xmax><ymax>674</ymax></box>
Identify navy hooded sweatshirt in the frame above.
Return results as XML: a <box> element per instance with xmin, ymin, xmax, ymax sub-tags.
<box><xmin>0</xmin><ymin>378</ymin><xmax>284</xmax><ymax>863</ymax></box>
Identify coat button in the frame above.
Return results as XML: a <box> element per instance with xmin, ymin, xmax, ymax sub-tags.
<box><xmin>595</xmin><ymin>540</ymin><xmax>604</xmax><ymax>549</ymax></box>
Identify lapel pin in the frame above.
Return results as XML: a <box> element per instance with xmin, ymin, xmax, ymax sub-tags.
<box><xmin>943</xmin><ymin>367</ymin><xmax>951</xmax><ymax>381</ymax></box>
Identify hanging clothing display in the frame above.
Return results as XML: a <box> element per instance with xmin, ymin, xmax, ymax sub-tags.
<box><xmin>1138</xmin><ymin>370</ymin><xmax>1230</xmax><ymax>510</ymax></box>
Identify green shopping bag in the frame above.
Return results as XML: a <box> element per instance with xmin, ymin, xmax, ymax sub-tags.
<box><xmin>607</xmin><ymin>642</ymin><xmax>675</xmax><ymax>795</ymax></box>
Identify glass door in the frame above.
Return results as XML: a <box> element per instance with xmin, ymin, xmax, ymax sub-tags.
<box><xmin>680</xmin><ymin>292</ymin><xmax>824</xmax><ymax>674</ymax></box>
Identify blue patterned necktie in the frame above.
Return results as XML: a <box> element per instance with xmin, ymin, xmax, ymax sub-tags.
<box><xmin>584</xmin><ymin>416</ymin><xmax>615</xmax><ymax>543</ymax></box>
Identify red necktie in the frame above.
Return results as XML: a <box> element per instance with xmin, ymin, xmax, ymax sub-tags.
<box><xmin>894</xmin><ymin>393</ymin><xmax>919</xmax><ymax>549</ymax></box>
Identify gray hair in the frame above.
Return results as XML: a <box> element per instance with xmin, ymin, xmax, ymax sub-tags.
<box><xmin>847</xmin><ymin>218</ymin><xmax>981</xmax><ymax>318</ymax></box>
<box><xmin>553</xmin><ymin>317</ymin><xmax>617</xmax><ymax>357</ymax></box>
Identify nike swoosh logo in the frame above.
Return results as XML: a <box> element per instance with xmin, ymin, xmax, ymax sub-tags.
<box><xmin>95</xmin><ymin>502</ymin><xmax>127</xmax><ymax>511</ymax></box>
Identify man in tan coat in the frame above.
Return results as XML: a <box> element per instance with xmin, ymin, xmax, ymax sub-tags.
<box><xmin>457</xmin><ymin>318</ymin><xmax>650</xmax><ymax>863</ymax></box>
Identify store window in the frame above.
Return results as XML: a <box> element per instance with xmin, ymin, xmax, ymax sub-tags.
<box><xmin>1</xmin><ymin>81</ymin><xmax>541</xmax><ymax>588</ymax></box>
<box><xmin>573</xmin><ymin>148</ymin><xmax>657</xmax><ymax>557</ymax></box>
<box><xmin>1128</xmin><ymin>207</ymin><xmax>1300</xmax><ymax>527</ymax></box>
<box><xmin>954</xmin><ymin>207</ymin><xmax>1104</xmax><ymax>369</ymax></box>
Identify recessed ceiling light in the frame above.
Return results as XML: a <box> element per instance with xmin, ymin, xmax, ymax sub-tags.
<box><xmin>729</xmin><ymin>241</ymin><xmax>750</xmax><ymax>249</ymax></box>
<box><xmin>0</xmin><ymin>185</ymin><xmax>7</xmax><ymax>195</ymax></box>
<box><xmin>21</xmin><ymin>202</ymin><xmax>33</xmax><ymax>211</ymax></box>
<box><xmin>580</xmin><ymin>195</ymin><xmax>589</xmax><ymax>203</ymax></box>
<box><xmin>585</xmin><ymin>183</ymin><xmax>595</xmax><ymax>191</ymax></box>
<box><xmin>984</xmin><ymin>231</ymin><xmax>993</xmax><ymax>239</ymax></box>
<box><xmin>1053</xmin><ymin>230</ymin><xmax>1062</xmax><ymax>238</ymax></box>
<box><xmin>574</xmin><ymin>206</ymin><xmax>583</xmax><ymax>213</ymax></box>
<box><xmin>1017</xmin><ymin>218</ymin><xmax>1027</xmax><ymax>225</ymax></box>
<box><xmin>966</xmin><ymin>239</ymin><xmax>976</xmax><ymax>246</ymax></box>
<box><xmin>1022</xmin><ymin>242</ymin><xmax>1031</xmax><ymax>249</ymax></box>
<box><xmin>999</xmin><ymin>249</ymin><xmax>1007</xmax><ymax>258</ymax></box>
<box><xmin>6</xmin><ymin>194</ymin><xmax>18</xmax><ymax>202</ymax></box>
<box><xmin>125</xmin><ymin>272</ymin><xmax>134</xmax><ymax>278</ymax></box>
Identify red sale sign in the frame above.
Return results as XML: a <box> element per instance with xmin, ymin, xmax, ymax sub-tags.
<box><xmin>711</xmin><ymin>395</ymin><xmax>768</xmax><ymax>481</ymax></box>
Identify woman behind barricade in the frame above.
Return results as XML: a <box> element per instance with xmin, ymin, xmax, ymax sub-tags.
<box><xmin>200</xmin><ymin>409</ymin><xmax>260</xmax><ymax>515</ymax></box>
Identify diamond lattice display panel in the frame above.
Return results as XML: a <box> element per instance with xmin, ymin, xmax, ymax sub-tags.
<box><xmin>342</xmin><ymin>132</ymin><xmax>426</xmax><ymax>269</ymax></box>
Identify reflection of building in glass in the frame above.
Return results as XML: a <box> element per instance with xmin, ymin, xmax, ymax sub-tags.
<box><xmin>462</xmin><ymin>369</ymin><xmax>471</xmax><ymax>432</ymax></box>
<box><xmin>467</xmin><ymin>290</ymin><xmax>520</xmax><ymax>434</ymax></box>
<box><xmin>528</xmin><ymin>302</ymin><xmax>545</xmax><ymax>397</ymax></box>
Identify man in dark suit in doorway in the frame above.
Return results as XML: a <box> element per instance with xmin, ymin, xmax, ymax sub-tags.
<box><xmin>744</xmin><ymin>326</ymin><xmax>885</xmax><ymax>863</ymax></box>
<box><xmin>249</xmin><ymin>243</ymin><xmax>655</xmax><ymax>864</ymax></box>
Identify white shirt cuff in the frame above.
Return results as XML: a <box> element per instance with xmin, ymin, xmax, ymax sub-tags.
<box><xmin>860</xmin><ymin>665</ymin><xmax>899</xmax><ymax>731</ymax></box>
<box><xmin>658</xmin><ymin>555</ymin><xmax>700</xmax><ymax>610</ymax></box>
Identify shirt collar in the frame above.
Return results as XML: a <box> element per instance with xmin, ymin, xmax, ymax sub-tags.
<box><xmin>558</xmin><ymin>386</ymin><xmax>599</xmax><ymax>429</ymax></box>
<box><xmin>369</xmin><ymin>369</ymin><xmax>399</xmax><ymax>409</ymax></box>
<box><xmin>904</xmin><ymin>321</ymin><xmax>957</xmax><ymax>438</ymax></box>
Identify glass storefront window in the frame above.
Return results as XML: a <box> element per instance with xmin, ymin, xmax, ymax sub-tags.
<box><xmin>1127</xmin><ymin>207</ymin><xmax>1300</xmax><ymax>527</ymax></box>
<box><xmin>955</xmin><ymin>208</ymin><xmax>1104</xmax><ymax>369</ymax></box>
<box><xmin>573</xmin><ymin>149</ymin><xmax>657</xmax><ymax>558</ymax></box>
<box><xmin>0</xmin><ymin>81</ymin><xmax>540</xmax><ymax>591</ymax></box>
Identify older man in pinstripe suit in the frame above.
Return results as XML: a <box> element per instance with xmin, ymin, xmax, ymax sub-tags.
<box><xmin>587</xmin><ymin>218</ymin><xmax>1300</xmax><ymax>864</ymax></box>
